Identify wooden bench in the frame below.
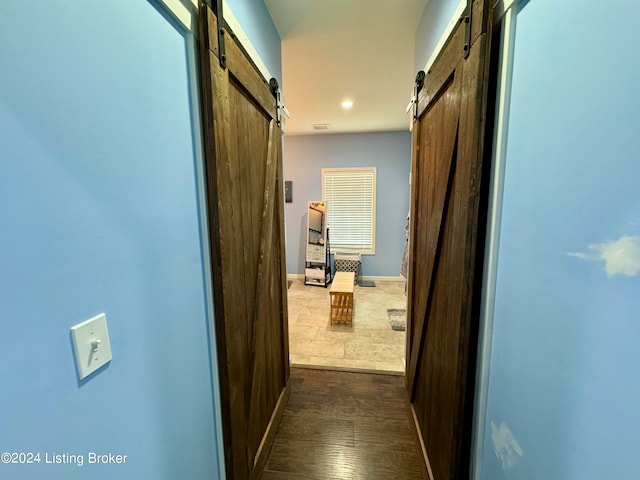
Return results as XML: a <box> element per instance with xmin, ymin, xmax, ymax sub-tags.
<box><xmin>329</xmin><ymin>272</ymin><xmax>355</xmax><ymax>325</ymax></box>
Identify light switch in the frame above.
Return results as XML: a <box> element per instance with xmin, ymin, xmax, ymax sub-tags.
<box><xmin>71</xmin><ymin>313</ymin><xmax>112</xmax><ymax>379</ymax></box>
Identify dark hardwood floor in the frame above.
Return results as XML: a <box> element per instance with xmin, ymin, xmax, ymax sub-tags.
<box><xmin>260</xmin><ymin>368</ymin><xmax>425</xmax><ymax>479</ymax></box>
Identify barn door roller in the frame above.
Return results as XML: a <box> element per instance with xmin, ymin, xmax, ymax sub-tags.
<box><xmin>270</xmin><ymin>78</ymin><xmax>290</xmax><ymax>129</ymax></box>
<box><xmin>269</xmin><ymin>78</ymin><xmax>282</xmax><ymax>127</ymax></box>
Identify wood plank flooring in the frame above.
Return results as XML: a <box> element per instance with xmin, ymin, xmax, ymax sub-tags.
<box><xmin>260</xmin><ymin>368</ymin><xmax>425</xmax><ymax>479</ymax></box>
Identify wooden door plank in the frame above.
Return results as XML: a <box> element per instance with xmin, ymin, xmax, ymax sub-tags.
<box><xmin>417</xmin><ymin>20</ymin><xmax>465</xmax><ymax>118</ymax></box>
<box><xmin>421</xmin><ymin>36</ymin><xmax>488</xmax><ymax>479</ymax></box>
<box><xmin>230</xmin><ymin>83</ymin><xmax>269</xmax><ymax>389</ymax></box>
<box><xmin>199</xmin><ymin>4</ymin><xmax>290</xmax><ymax>478</ymax></box>
<box><xmin>224</xmin><ymin>29</ymin><xmax>277</xmax><ymax>121</ymax></box>
<box><xmin>198</xmin><ymin>10</ymin><xmax>238</xmax><ymax>477</ymax></box>
<box><xmin>470</xmin><ymin>0</ymin><xmax>488</xmax><ymax>48</ymax></box>
<box><xmin>211</xmin><ymin>53</ymin><xmax>253</xmax><ymax>479</ymax></box>
<box><xmin>407</xmin><ymin>70</ymin><xmax>462</xmax><ymax>394</ymax></box>
<box><xmin>248</xmin><ymin>123</ymin><xmax>288</xmax><ymax>473</ymax></box>
<box><xmin>251</xmin><ymin>384</ymin><xmax>291</xmax><ymax>478</ymax></box>
<box><xmin>274</xmin><ymin>131</ymin><xmax>291</xmax><ymax>382</ymax></box>
<box><xmin>270</xmin><ymin>128</ymin><xmax>287</xmax><ymax>403</ymax></box>
<box><xmin>450</xmin><ymin>34</ymin><xmax>488</xmax><ymax>475</ymax></box>
<box><xmin>406</xmin><ymin>1</ymin><xmax>492</xmax><ymax>477</ymax></box>
<box><xmin>247</xmin><ymin>120</ymin><xmax>278</xmax><ymax>459</ymax></box>
<box><xmin>203</xmin><ymin>6</ymin><xmax>275</xmax><ymax>121</ymax></box>
<box><xmin>405</xmin><ymin>108</ymin><xmax>421</xmax><ymax>374</ymax></box>
<box><xmin>423</xmin><ymin>185</ymin><xmax>465</xmax><ymax>479</ymax></box>
<box><xmin>200</xmin><ymin>6</ymin><xmax>252</xmax><ymax>472</ymax></box>
<box><xmin>413</xmin><ymin>127</ymin><xmax>462</xmax><ymax>480</ymax></box>
<box><xmin>203</xmin><ymin>6</ymin><xmax>219</xmax><ymax>58</ymax></box>
<box><xmin>415</xmin><ymin>0</ymin><xmax>486</xmax><ymax>119</ymax></box>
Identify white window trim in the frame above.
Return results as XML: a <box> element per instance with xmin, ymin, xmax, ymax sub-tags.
<box><xmin>321</xmin><ymin>167</ymin><xmax>377</xmax><ymax>255</ymax></box>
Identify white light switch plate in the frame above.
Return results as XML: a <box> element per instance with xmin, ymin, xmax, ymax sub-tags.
<box><xmin>71</xmin><ymin>313</ymin><xmax>112</xmax><ymax>379</ymax></box>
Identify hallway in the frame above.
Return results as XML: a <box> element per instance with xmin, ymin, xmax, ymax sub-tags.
<box><xmin>261</xmin><ymin>368</ymin><xmax>424</xmax><ymax>479</ymax></box>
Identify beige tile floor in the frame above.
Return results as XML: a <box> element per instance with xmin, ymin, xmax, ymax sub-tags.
<box><xmin>287</xmin><ymin>277</ymin><xmax>407</xmax><ymax>374</ymax></box>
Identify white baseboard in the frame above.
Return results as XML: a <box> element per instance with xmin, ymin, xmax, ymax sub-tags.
<box><xmin>288</xmin><ymin>274</ymin><xmax>404</xmax><ymax>283</ymax></box>
<box><xmin>360</xmin><ymin>275</ymin><xmax>404</xmax><ymax>282</ymax></box>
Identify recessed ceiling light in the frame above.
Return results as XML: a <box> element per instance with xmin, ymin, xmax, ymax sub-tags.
<box><xmin>341</xmin><ymin>99</ymin><xmax>354</xmax><ymax>110</ymax></box>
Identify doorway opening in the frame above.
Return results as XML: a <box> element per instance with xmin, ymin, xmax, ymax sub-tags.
<box><xmin>283</xmin><ymin>140</ymin><xmax>412</xmax><ymax>376</ymax></box>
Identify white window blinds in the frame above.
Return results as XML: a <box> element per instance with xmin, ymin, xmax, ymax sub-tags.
<box><xmin>322</xmin><ymin>167</ymin><xmax>376</xmax><ymax>254</ymax></box>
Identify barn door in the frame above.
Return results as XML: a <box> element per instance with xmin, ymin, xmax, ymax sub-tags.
<box><xmin>406</xmin><ymin>1</ymin><xmax>492</xmax><ymax>478</ymax></box>
<box><xmin>198</xmin><ymin>4</ymin><xmax>290</xmax><ymax>479</ymax></box>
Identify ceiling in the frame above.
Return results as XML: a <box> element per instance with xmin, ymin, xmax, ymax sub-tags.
<box><xmin>265</xmin><ymin>0</ymin><xmax>427</xmax><ymax>135</ymax></box>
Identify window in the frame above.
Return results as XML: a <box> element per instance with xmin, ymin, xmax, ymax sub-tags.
<box><xmin>322</xmin><ymin>167</ymin><xmax>376</xmax><ymax>254</ymax></box>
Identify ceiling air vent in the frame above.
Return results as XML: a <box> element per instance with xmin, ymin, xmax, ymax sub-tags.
<box><xmin>312</xmin><ymin>124</ymin><xmax>330</xmax><ymax>131</ymax></box>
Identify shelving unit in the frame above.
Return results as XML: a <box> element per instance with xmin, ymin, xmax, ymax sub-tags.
<box><xmin>304</xmin><ymin>201</ymin><xmax>332</xmax><ymax>287</ymax></box>
<box><xmin>305</xmin><ymin>228</ymin><xmax>332</xmax><ymax>286</ymax></box>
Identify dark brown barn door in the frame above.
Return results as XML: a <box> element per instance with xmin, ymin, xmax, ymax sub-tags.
<box><xmin>198</xmin><ymin>4</ymin><xmax>290</xmax><ymax>479</ymax></box>
<box><xmin>406</xmin><ymin>1</ymin><xmax>492</xmax><ymax>479</ymax></box>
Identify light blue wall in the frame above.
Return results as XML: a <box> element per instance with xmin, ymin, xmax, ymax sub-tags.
<box><xmin>284</xmin><ymin>132</ymin><xmax>411</xmax><ymax>277</ymax></box>
<box><xmin>0</xmin><ymin>2</ymin><xmax>221</xmax><ymax>479</ymax></box>
<box><xmin>477</xmin><ymin>1</ymin><xmax>640</xmax><ymax>479</ymax></box>
<box><xmin>414</xmin><ymin>0</ymin><xmax>463</xmax><ymax>72</ymax></box>
<box><xmin>226</xmin><ymin>0</ymin><xmax>282</xmax><ymax>82</ymax></box>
